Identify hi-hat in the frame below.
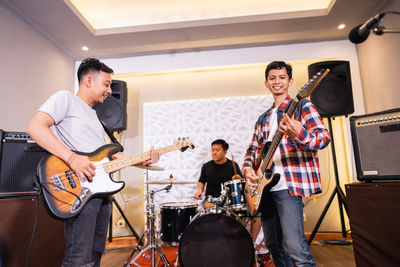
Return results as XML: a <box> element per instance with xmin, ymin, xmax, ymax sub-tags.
<box><xmin>146</xmin><ymin>179</ymin><xmax>196</xmax><ymax>185</ymax></box>
<box><xmin>135</xmin><ymin>164</ymin><xmax>165</xmax><ymax>171</ymax></box>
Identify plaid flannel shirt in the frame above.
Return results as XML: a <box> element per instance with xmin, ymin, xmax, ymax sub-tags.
<box><xmin>243</xmin><ymin>96</ymin><xmax>331</xmax><ymax>197</ymax></box>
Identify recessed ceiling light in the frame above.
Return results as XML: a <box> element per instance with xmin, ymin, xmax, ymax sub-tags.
<box><xmin>81</xmin><ymin>46</ymin><xmax>89</xmax><ymax>51</ymax></box>
<box><xmin>337</xmin><ymin>24</ymin><xmax>346</xmax><ymax>30</ymax></box>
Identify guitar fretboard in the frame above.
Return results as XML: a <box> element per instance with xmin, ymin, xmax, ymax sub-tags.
<box><xmin>103</xmin><ymin>145</ymin><xmax>177</xmax><ymax>173</ymax></box>
<box><xmin>259</xmin><ymin>97</ymin><xmax>300</xmax><ymax>173</ymax></box>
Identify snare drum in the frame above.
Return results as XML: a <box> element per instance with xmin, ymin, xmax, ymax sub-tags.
<box><xmin>179</xmin><ymin>209</ymin><xmax>254</xmax><ymax>267</ymax></box>
<box><xmin>160</xmin><ymin>202</ymin><xmax>197</xmax><ymax>243</ymax></box>
<box><xmin>224</xmin><ymin>179</ymin><xmax>247</xmax><ymax>210</ymax></box>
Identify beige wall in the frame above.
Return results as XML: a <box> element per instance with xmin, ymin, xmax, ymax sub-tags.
<box><xmin>356</xmin><ymin>0</ymin><xmax>400</xmax><ymax>113</ymax></box>
<box><xmin>0</xmin><ymin>3</ymin><xmax>74</xmax><ymax>131</ymax></box>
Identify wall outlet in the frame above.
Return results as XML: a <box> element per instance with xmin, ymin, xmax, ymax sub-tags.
<box><xmin>117</xmin><ymin>219</ymin><xmax>125</xmax><ymax>228</ymax></box>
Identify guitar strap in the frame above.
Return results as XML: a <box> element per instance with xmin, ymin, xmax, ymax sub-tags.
<box><xmin>99</xmin><ymin>120</ymin><xmax>124</xmax><ymax>152</ymax></box>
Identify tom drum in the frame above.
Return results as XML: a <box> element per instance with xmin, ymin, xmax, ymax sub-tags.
<box><xmin>160</xmin><ymin>202</ymin><xmax>197</xmax><ymax>243</ymax></box>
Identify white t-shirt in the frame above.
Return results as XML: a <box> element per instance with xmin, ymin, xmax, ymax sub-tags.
<box><xmin>267</xmin><ymin>108</ymin><xmax>288</xmax><ymax>192</ymax></box>
<box><xmin>39</xmin><ymin>90</ymin><xmax>107</xmax><ymax>152</ymax></box>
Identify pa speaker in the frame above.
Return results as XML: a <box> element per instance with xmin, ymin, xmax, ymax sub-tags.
<box><xmin>308</xmin><ymin>60</ymin><xmax>354</xmax><ymax>117</ymax></box>
<box><xmin>93</xmin><ymin>79</ymin><xmax>127</xmax><ymax>132</ymax></box>
<box><xmin>0</xmin><ymin>130</ymin><xmax>47</xmax><ymax>198</ymax></box>
<box><xmin>350</xmin><ymin>108</ymin><xmax>400</xmax><ymax>181</ymax></box>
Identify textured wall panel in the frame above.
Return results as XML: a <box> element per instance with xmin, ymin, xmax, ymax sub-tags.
<box><xmin>143</xmin><ymin>95</ymin><xmax>273</xmax><ymax>209</ymax></box>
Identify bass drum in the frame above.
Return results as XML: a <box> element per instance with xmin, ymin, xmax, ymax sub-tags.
<box><xmin>178</xmin><ymin>209</ymin><xmax>254</xmax><ymax>267</ymax></box>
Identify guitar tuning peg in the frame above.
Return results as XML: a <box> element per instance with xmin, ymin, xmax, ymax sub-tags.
<box><xmin>182</xmin><ymin>137</ymin><xmax>186</xmax><ymax>141</ymax></box>
<box><xmin>186</xmin><ymin>136</ymin><xmax>189</xmax><ymax>140</ymax></box>
<box><xmin>178</xmin><ymin>137</ymin><xmax>181</xmax><ymax>141</ymax></box>
<box><xmin>313</xmin><ymin>75</ymin><xmax>317</xmax><ymax>79</ymax></box>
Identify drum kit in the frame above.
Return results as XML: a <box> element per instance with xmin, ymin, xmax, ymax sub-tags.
<box><xmin>124</xmin><ymin>166</ymin><xmax>261</xmax><ymax>267</ymax></box>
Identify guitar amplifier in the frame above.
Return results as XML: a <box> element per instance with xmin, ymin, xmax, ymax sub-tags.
<box><xmin>0</xmin><ymin>130</ymin><xmax>47</xmax><ymax>197</ymax></box>
<box><xmin>350</xmin><ymin>108</ymin><xmax>400</xmax><ymax>181</ymax></box>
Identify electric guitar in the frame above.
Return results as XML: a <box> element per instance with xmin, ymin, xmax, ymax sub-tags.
<box><xmin>245</xmin><ymin>69</ymin><xmax>330</xmax><ymax>217</ymax></box>
<box><xmin>37</xmin><ymin>138</ymin><xmax>195</xmax><ymax>220</ymax></box>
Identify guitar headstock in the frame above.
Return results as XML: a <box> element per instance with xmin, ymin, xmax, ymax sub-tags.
<box><xmin>174</xmin><ymin>137</ymin><xmax>196</xmax><ymax>152</ymax></box>
<box><xmin>297</xmin><ymin>68</ymin><xmax>330</xmax><ymax>99</ymax></box>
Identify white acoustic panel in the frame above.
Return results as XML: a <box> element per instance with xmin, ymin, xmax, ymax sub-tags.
<box><xmin>143</xmin><ymin>95</ymin><xmax>273</xmax><ymax>209</ymax></box>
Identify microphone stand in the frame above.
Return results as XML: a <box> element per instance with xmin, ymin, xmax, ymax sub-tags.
<box><xmin>371</xmin><ymin>11</ymin><xmax>400</xmax><ymax>36</ymax></box>
<box><xmin>373</xmin><ymin>27</ymin><xmax>400</xmax><ymax>34</ymax></box>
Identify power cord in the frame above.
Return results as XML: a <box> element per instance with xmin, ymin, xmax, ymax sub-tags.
<box><xmin>24</xmin><ymin>195</ymin><xmax>39</xmax><ymax>267</ymax></box>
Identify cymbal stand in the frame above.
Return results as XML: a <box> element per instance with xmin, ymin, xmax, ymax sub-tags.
<box><xmin>125</xmin><ymin>169</ymin><xmax>171</xmax><ymax>267</ymax></box>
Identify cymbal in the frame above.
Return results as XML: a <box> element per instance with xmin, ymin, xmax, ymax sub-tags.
<box><xmin>146</xmin><ymin>179</ymin><xmax>196</xmax><ymax>185</ymax></box>
<box><xmin>135</xmin><ymin>164</ymin><xmax>165</xmax><ymax>171</ymax></box>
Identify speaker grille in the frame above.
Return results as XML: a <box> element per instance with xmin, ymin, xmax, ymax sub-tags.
<box><xmin>309</xmin><ymin>60</ymin><xmax>354</xmax><ymax>117</ymax></box>
<box><xmin>93</xmin><ymin>80</ymin><xmax>127</xmax><ymax>132</ymax></box>
<box><xmin>0</xmin><ymin>131</ymin><xmax>47</xmax><ymax>197</ymax></box>
<box><xmin>94</xmin><ymin>96</ymin><xmax>123</xmax><ymax>130</ymax></box>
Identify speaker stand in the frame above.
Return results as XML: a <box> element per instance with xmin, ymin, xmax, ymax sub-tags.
<box><xmin>108</xmin><ymin>197</ymin><xmax>142</xmax><ymax>245</ymax></box>
<box><xmin>307</xmin><ymin>116</ymin><xmax>349</xmax><ymax>244</ymax></box>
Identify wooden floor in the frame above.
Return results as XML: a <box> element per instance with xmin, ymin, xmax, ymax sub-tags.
<box><xmin>101</xmin><ymin>236</ymin><xmax>356</xmax><ymax>267</ymax></box>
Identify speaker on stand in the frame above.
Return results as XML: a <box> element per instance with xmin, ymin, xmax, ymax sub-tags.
<box><xmin>309</xmin><ymin>60</ymin><xmax>354</xmax><ymax>117</ymax></box>
<box><xmin>93</xmin><ymin>79</ymin><xmax>127</xmax><ymax>132</ymax></box>
<box><xmin>307</xmin><ymin>60</ymin><xmax>354</xmax><ymax>244</ymax></box>
<box><xmin>93</xmin><ymin>80</ymin><xmax>140</xmax><ymax>243</ymax></box>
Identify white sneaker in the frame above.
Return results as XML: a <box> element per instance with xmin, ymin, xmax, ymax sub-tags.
<box><xmin>257</xmin><ymin>247</ymin><xmax>269</xmax><ymax>255</ymax></box>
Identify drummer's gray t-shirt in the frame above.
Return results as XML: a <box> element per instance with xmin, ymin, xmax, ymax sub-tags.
<box><xmin>39</xmin><ymin>90</ymin><xmax>107</xmax><ymax>152</ymax></box>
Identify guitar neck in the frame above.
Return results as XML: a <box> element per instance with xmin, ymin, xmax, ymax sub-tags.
<box><xmin>259</xmin><ymin>97</ymin><xmax>300</xmax><ymax>173</ymax></box>
<box><xmin>103</xmin><ymin>145</ymin><xmax>177</xmax><ymax>173</ymax></box>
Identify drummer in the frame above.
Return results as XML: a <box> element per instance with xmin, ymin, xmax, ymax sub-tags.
<box><xmin>194</xmin><ymin>139</ymin><xmax>242</xmax><ymax>208</ymax></box>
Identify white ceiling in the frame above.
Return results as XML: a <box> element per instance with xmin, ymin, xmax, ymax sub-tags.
<box><xmin>65</xmin><ymin>0</ymin><xmax>334</xmax><ymax>34</ymax></box>
<box><xmin>1</xmin><ymin>0</ymin><xmax>392</xmax><ymax>59</ymax></box>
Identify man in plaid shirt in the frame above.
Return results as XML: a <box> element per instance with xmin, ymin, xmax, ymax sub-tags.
<box><xmin>243</xmin><ymin>61</ymin><xmax>330</xmax><ymax>267</ymax></box>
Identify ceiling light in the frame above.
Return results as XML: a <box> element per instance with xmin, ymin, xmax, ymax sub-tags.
<box><xmin>81</xmin><ymin>46</ymin><xmax>89</xmax><ymax>51</ymax></box>
<box><xmin>337</xmin><ymin>24</ymin><xmax>346</xmax><ymax>30</ymax></box>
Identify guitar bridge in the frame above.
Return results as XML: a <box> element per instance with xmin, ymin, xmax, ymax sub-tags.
<box><xmin>50</xmin><ymin>174</ymin><xmax>65</xmax><ymax>191</ymax></box>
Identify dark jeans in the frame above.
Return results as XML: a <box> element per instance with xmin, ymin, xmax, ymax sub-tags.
<box><xmin>261</xmin><ymin>190</ymin><xmax>316</xmax><ymax>267</ymax></box>
<box><xmin>62</xmin><ymin>197</ymin><xmax>112</xmax><ymax>267</ymax></box>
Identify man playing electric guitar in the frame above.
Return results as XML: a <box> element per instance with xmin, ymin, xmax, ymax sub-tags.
<box><xmin>26</xmin><ymin>58</ymin><xmax>160</xmax><ymax>267</ymax></box>
<box><xmin>243</xmin><ymin>61</ymin><xmax>331</xmax><ymax>267</ymax></box>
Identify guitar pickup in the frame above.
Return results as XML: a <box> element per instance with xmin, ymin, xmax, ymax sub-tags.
<box><xmin>65</xmin><ymin>170</ymin><xmax>77</xmax><ymax>189</ymax></box>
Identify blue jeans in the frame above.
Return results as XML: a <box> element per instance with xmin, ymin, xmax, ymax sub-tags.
<box><xmin>62</xmin><ymin>197</ymin><xmax>112</xmax><ymax>267</ymax></box>
<box><xmin>261</xmin><ymin>190</ymin><xmax>316</xmax><ymax>267</ymax></box>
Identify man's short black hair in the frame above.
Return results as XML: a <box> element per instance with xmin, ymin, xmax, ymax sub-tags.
<box><xmin>211</xmin><ymin>139</ymin><xmax>229</xmax><ymax>151</ymax></box>
<box><xmin>77</xmin><ymin>58</ymin><xmax>114</xmax><ymax>84</ymax></box>
<box><xmin>265</xmin><ymin>61</ymin><xmax>293</xmax><ymax>80</ymax></box>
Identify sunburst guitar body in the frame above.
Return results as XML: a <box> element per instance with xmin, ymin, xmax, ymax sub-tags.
<box><xmin>37</xmin><ymin>139</ymin><xmax>195</xmax><ymax>220</ymax></box>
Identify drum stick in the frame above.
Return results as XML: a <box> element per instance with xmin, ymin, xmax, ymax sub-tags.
<box><xmin>231</xmin><ymin>153</ymin><xmax>239</xmax><ymax>178</ymax></box>
<box><xmin>231</xmin><ymin>153</ymin><xmax>237</xmax><ymax>175</ymax></box>
<box><xmin>231</xmin><ymin>153</ymin><xmax>244</xmax><ymax>180</ymax></box>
